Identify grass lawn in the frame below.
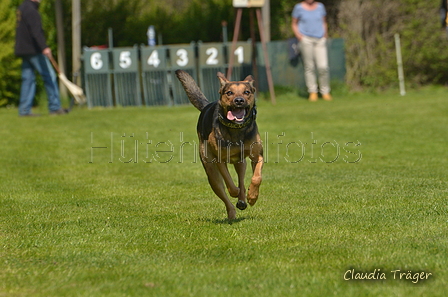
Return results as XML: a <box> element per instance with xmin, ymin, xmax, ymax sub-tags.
<box><xmin>1</xmin><ymin>86</ymin><xmax>447</xmax><ymax>296</ymax></box>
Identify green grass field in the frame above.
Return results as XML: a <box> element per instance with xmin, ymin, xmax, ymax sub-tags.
<box><xmin>1</xmin><ymin>86</ymin><xmax>447</xmax><ymax>296</ymax></box>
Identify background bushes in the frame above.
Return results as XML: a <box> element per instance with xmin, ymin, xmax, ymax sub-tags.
<box><xmin>1</xmin><ymin>0</ymin><xmax>447</xmax><ymax>107</ymax></box>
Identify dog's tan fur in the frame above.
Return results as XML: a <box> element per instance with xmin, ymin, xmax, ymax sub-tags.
<box><xmin>175</xmin><ymin>70</ymin><xmax>263</xmax><ymax>220</ymax></box>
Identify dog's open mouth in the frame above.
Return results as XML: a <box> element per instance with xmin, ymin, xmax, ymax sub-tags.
<box><xmin>227</xmin><ymin>108</ymin><xmax>247</xmax><ymax>122</ymax></box>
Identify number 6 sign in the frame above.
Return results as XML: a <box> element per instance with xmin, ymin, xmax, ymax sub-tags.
<box><xmin>84</xmin><ymin>49</ymin><xmax>109</xmax><ymax>73</ymax></box>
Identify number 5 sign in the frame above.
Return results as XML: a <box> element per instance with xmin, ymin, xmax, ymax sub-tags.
<box><xmin>113</xmin><ymin>47</ymin><xmax>138</xmax><ymax>72</ymax></box>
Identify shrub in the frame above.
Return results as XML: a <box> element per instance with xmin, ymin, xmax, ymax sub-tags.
<box><xmin>0</xmin><ymin>0</ymin><xmax>21</xmax><ymax>107</ymax></box>
<box><xmin>338</xmin><ymin>0</ymin><xmax>448</xmax><ymax>89</ymax></box>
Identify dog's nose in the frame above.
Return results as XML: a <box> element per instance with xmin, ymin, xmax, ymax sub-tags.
<box><xmin>234</xmin><ymin>97</ymin><xmax>245</xmax><ymax>106</ymax></box>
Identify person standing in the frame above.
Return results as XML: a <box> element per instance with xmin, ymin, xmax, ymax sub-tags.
<box><xmin>291</xmin><ymin>0</ymin><xmax>332</xmax><ymax>101</ymax></box>
<box><xmin>15</xmin><ymin>0</ymin><xmax>67</xmax><ymax>116</ymax></box>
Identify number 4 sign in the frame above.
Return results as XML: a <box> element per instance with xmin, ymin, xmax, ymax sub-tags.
<box><xmin>141</xmin><ymin>47</ymin><xmax>167</xmax><ymax>70</ymax></box>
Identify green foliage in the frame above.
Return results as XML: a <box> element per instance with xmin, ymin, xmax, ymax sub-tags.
<box><xmin>1</xmin><ymin>87</ymin><xmax>448</xmax><ymax>295</ymax></box>
<box><xmin>399</xmin><ymin>1</ymin><xmax>448</xmax><ymax>85</ymax></box>
<box><xmin>172</xmin><ymin>0</ymin><xmax>234</xmax><ymax>43</ymax></box>
<box><xmin>1</xmin><ymin>0</ymin><xmax>60</xmax><ymax>107</ymax></box>
<box><xmin>81</xmin><ymin>0</ymin><xmax>143</xmax><ymax>47</ymax></box>
<box><xmin>338</xmin><ymin>0</ymin><xmax>448</xmax><ymax>89</ymax></box>
<box><xmin>39</xmin><ymin>1</ymin><xmax>57</xmax><ymax>49</ymax></box>
<box><xmin>1</xmin><ymin>0</ymin><xmax>448</xmax><ymax>108</ymax></box>
<box><xmin>0</xmin><ymin>0</ymin><xmax>21</xmax><ymax>107</ymax></box>
<box><xmin>80</xmin><ymin>0</ymin><xmax>235</xmax><ymax>46</ymax></box>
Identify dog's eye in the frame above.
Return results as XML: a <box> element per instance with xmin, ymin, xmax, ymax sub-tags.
<box><xmin>226</xmin><ymin>91</ymin><xmax>234</xmax><ymax>96</ymax></box>
<box><xmin>244</xmin><ymin>90</ymin><xmax>251</xmax><ymax>95</ymax></box>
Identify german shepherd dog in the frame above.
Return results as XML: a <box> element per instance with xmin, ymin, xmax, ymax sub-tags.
<box><xmin>175</xmin><ymin>70</ymin><xmax>263</xmax><ymax>220</ymax></box>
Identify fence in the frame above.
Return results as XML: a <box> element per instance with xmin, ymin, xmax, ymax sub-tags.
<box><xmin>82</xmin><ymin>39</ymin><xmax>345</xmax><ymax>108</ymax></box>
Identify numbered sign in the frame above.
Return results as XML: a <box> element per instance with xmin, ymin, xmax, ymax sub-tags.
<box><xmin>233</xmin><ymin>0</ymin><xmax>265</xmax><ymax>7</ymax></box>
<box><xmin>84</xmin><ymin>49</ymin><xmax>110</xmax><ymax>74</ymax></box>
<box><xmin>141</xmin><ymin>46</ymin><xmax>167</xmax><ymax>71</ymax></box>
<box><xmin>113</xmin><ymin>48</ymin><xmax>138</xmax><ymax>72</ymax></box>
<box><xmin>228</xmin><ymin>42</ymin><xmax>252</xmax><ymax>66</ymax></box>
<box><xmin>82</xmin><ymin>48</ymin><xmax>113</xmax><ymax>108</ymax></box>
<box><xmin>168</xmin><ymin>44</ymin><xmax>195</xmax><ymax>69</ymax></box>
<box><xmin>198</xmin><ymin>43</ymin><xmax>225</xmax><ymax>67</ymax></box>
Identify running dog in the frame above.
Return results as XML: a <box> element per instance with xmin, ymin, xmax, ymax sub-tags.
<box><xmin>175</xmin><ymin>70</ymin><xmax>263</xmax><ymax>220</ymax></box>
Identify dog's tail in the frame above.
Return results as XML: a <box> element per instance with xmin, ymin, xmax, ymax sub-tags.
<box><xmin>175</xmin><ymin>70</ymin><xmax>209</xmax><ymax>111</ymax></box>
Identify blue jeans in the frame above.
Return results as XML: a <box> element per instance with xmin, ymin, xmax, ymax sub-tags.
<box><xmin>19</xmin><ymin>54</ymin><xmax>61</xmax><ymax>115</ymax></box>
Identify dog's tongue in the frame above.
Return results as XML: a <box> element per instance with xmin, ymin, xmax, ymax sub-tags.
<box><xmin>227</xmin><ymin>109</ymin><xmax>246</xmax><ymax>121</ymax></box>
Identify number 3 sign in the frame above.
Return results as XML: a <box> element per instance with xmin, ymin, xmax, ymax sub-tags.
<box><xmin>168</xmin><ymin>45</ymin><xmax>195</xmax><ymax>69</ymax></box>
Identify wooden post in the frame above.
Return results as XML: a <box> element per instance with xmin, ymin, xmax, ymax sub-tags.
<box><xmin>227</xmin><ymin>8</ymin><xmax>243</xmax><ymax>79</ymax></box>
<box><xmin>55</xmin><ymin>0</ymin><xmax>67</xmax><ymax>98</ymax></box>
<box><xmin>256</xmin><ymin>8</ymin><xmax>276</xmax><ymax>104</ymax></box>
<box><xmin>394</xmin><ymin>33</ymin><xmax>406</xmax><ymax>96</ymax></box>
<box><xmin>226</xmin><ymin>5</ymin><xmax>276</xmax><ymax>104</ymax></box>
<box><xmin>249</xmin><ymin>9</ymin><xmax>259</xmax><ymax>89</ymax></box>
<box><xmin>72</xmin><ymin>0</ymin><xmax>81</xmax><ymax>85</ymax></box>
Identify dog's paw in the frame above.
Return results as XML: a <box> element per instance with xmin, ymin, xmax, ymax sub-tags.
<box><xmin>236</xmin><ymin>200</ymin><xmax>247</xmax><ymax>210</ymax></box>
<box><xmin>247</xmin><ymin>186</ymin><xmax>259</xmax><ymax>206</ymax></box>
<box><xmin>247</xmin><ymin>197</ymin><xmax>258</xmax><ymax>206</ymax></box>
<box><xmin>227</xmin><ymin>209</ymin><xmax>237</xmax><ymax>220</ymax></box>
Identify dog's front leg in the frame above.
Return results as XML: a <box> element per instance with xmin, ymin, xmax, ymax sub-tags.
<box><xmin>234</xmin><ymin>161</ymin><xmax>248</xmax><ymax>210</ymax></box>
<box><xmin>216</xmin><ymin>162</ymin><xmax>240</xmax><ymax>198</ymax></box>
<box><xmin>248</xmin><ymin>153</ymin><xmax>263</xmax><ymax>206</ymax></box>
<box><xmin>202</xmin><ymin>162</ymin><xmax>237</xmax><ymax>220</ymax></box>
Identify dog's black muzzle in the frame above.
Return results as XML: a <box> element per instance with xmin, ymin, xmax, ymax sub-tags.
<box><xmin>233</xmin><ymin>97</ymin><xmax>245</xmax><ymax>106</ymax></box>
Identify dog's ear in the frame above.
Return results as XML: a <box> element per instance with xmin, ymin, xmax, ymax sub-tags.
<box><xmin>243</xmin><ymin>75</ymin><xmax>256</xmax><ymax>93</ymax></box>
<box><xmin>217</xmin><ymin>72</ymin><xmax>229</xmax><ymax>94</ymax></box>
<box><xmin>243</xmin><ymin>75</ymin><xmax>254</xmax><ymax>83</ymax></box>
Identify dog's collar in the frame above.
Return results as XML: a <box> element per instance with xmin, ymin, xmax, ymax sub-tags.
<box><xmin>218</xmin><ymin>106</ymin><xmax>257</xmax><ymax>129</ymax></box>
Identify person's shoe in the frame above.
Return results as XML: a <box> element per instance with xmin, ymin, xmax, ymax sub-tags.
<box><xmin>20</xmin><ymin>113</ymin><xmax>41</xmax><ymax>117</ymax></box>
<box><xmin>322</xmin><ymin>94</ymin><xmax>332</xmax><ymax>101</ymax></box>
<box><xmin>50</xmin><ymin>108</ymin><xmax>69</xmax><ymax>115</ymax></box>
<box><xmin>308</xmin><ymin>93</ymin><xmax>318</xmax><ymax>101</ymax></box>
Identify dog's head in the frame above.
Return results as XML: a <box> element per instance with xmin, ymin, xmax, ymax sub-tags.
<box><xmin>217</xmin><ymin>72</ymin><xmax>256</xmax><ymax>126</ymax></box>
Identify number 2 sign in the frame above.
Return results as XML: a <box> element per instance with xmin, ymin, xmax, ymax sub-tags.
<box><xmin>199</xmin><ymin>43</ymin><xmax>224</xmax><ymax>67</ymax></box>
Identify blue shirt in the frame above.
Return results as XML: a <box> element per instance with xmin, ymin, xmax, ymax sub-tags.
<box><xmin>292</xmin><ymin>2</ymin><xmax>326</xmax><ymax>38</ymax></box>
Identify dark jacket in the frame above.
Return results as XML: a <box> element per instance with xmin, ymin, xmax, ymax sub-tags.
<box><xmin>15</xmin><ymin>0</ymin><xmax>48</xmax><ymax>56</ymax></box>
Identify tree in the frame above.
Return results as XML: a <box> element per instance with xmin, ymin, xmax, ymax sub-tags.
<box><xmin>338</xmin><ymin>0</ymin><xmax>448</xmax><ymax>89</ymax></box>
<box><xmin>0</xmin><ymin>0</ymin><xmax>21</xmax><ymax>107</ymax></box>
<box><xmin>2</xmin><ymin>0</ymin><xmax>448</xmax><ymax>108</ymax></box>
